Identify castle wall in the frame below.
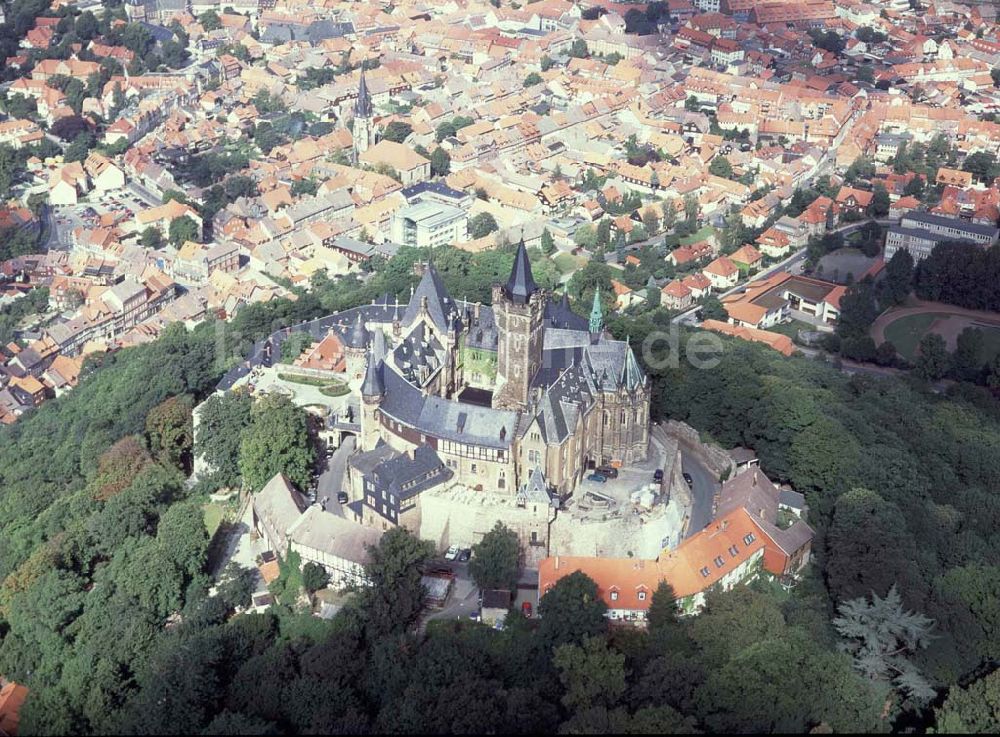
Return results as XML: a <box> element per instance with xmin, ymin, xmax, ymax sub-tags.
<box><xmin>419</xmin><ymin>486</ymin><xmax>556</xmax><ymax>568</ymax></box>
<box><xmin>547</xmin><ymin>495</ymin><xmax>687</xmax><ymax>560</ymax></box>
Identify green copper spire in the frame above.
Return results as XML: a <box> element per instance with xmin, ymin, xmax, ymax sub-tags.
<box><xmin>589</xmin><ymin>290</ymin><xmax>603</xmax><ymax>334</ymax></box>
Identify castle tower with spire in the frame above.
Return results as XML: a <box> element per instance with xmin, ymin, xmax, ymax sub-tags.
<box><xmin>352</xmin><ymin>68</ymin><xmax>375</xmax><ymax>162</ymax></box>
<box><xmin>360</xmin><ymin>348</ymin><xmax>385</xmax><ymax>452</ymax></box>
<box><xmin>492</xmin><ymin>240</ymin><xmax>545</xmax><ymax>410</ymax></box>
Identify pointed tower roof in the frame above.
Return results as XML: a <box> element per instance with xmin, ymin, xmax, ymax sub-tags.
<box><xmin>401</xmin><ymin>262</ymin><xmax>453</xmax><ymax>330</ymax></box>
<box><xmin>346</xmin><ymin>312</ymin><xmax>370</xmax><ymax>349</ymax></box>
<box><xmin>355</xmin><ymin>68</ymin><xmax>373</xmax><ymax>119</ymax></box>
<box><xmin>361</xmin><ymin>351</ymin><xmax>385</xmax><ymax>397</ymax></box>
<box><xmin>371</xmin><ymin>327</ymin><xmax>387</xmax><ymax>363</ymax></box>
<box><xmin>503</xmin><ymin>239</ymin><xmax>538</xmax><ymax>305</ymax></box>
<box><xmin>620</xmin><ymin>339</ymin><xmax>644</xmax><ymax>391</ymax></box>
<box><xmin>589</xmin><ymin>290</ymin><xmax>603</xmax><ymax>334</ymax></box>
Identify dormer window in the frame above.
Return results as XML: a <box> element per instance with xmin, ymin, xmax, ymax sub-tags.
<box><xmin>610</xmin><ymin>590</ymin><xmax>619</xmax><ymax>602</ymax></box>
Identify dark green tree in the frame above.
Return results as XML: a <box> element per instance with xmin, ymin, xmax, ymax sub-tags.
<box><xmin>537</xmin><ymin>571</ymin><xmax>607</xmax><ymax>648</ymax></box>
<box><xmin>238</xmin><ymin>394</ymin><xmax>314</xmax><ymax>491</ymax></box>
<box><xmin>469</xmin><ymin>521</ymin><xmax>520</xmax><ymax>592</ymax></box>
<box><xmin>914</xmin><ymin>332</ymin><xmax>951</xmax><ymax>381</ymax></box>
<box><xmin>168</xmin><ymin>216</ymin><xmax>199</xmax><ymax>246</ymax></box>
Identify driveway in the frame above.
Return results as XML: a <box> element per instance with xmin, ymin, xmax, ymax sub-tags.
<box><xmin>422</xmin><ymin>560</ymin><xmax>480</xmax><ymax>625</ymax></box>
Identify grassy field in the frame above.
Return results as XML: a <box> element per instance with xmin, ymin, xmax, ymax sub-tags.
<box><xmin>882</xmin><ymin>312</ymin><xmax>1000</xmax><ymax>362</ymax></box>
<box><xmin>883</xmin><ymin>313</ymin><xmax>944</xmax><ymax>360</ymax></box>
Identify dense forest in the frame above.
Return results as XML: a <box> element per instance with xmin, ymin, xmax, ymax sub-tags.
<box><xmin>0</xmin><ymin>244</ymin><xmax>998</xmax><ymax>733</ymax></box>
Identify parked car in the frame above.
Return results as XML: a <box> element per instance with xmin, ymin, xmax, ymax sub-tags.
<box><xmin>521</xmin><ymin>601</ymin><xmax>533</xmax><ymax>618</ymax></box>
<box><xmin>587</xmin><ymin>473</ymin><xmax>607</xmax><ymax>483</ymax></box>
<box><xmin>336</xmin><ymin>491</ymin><xmax>349</xmax><ymax>504</ymax></box>
<box><xmin>683</xmin><ymin>472</ymin><xmax>694</xmax><ymax>487</ymax></box>
<box><xmin>457</xmin><ymin>548</ymin><xmax>472</xmax><ymax>562</ymax></box>
<box><xmin>653</xmin><ymin>469</ymin><xmax>664</xmax><ymax>482</ymax></box>
<box><xmin>444</xmin><ymin>545</ymin><xmax>460</xmax><ymax>561</ymax></box>
<box><xmin>596</xmin><ymin>466</ymin><xmax>618</xmax><ymax>479</ymax></box>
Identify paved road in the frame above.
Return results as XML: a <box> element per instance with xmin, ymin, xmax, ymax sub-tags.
<box><xmin>680</xmin><ymin>448</ymin><xmax>718</xmax><ymax>537</ymax></box>
<box><xmin>316</xmin><ymin>435</ymin><xmax>354</xmax><ymax>515</ymax></box>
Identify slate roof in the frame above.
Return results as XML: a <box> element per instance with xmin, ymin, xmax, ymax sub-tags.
<box><xmin>380</xmin><ymin>363</ymin><xmax>517</xmax><ymax>450</ymax></box>
<box><xmin>366</xmin><ymin>444</ymin><xmax>454</xmax><ymax>522</ymax></box>
<box><xmin>392</xmin><ymin>321</ymin><xmax>442</xmax><ymax>385</ymax></box>
<box><xmin>401</xmin><ymin>262</ymin><xmax>458</xmax><ymax>332</ymax></box>
<box><xmin>545</xmin><ymin>292</ymin><xmax>588</xmax><ymax>331</ymax></box>
<box><xmin>503</xmin><ymin>240</ymin><xmax>538</xmax><ymax>304</ymax></box>
<box><xmin>361</xmin><ymin>352</ymin><xmax>385</xmax><ymax>397</ymax></box>
<box><xmin>461</xmin><ymin>303</ymin><xmax>498</xmax><ymax>351</ymax></box>
<box><xmin>346</xmin><ymin>312</ymin><xmax>370</xmax><ymax>349</ymax></box>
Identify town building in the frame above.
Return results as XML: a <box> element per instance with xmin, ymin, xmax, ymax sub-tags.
<box><xmin>390</xmin><ymin>201</ymin><xmax>469</xmax><ymax>249</ymax></box>
<box><xmin>884</xmin><ymin>211</ymin><xmax>1000</xmax><ymax>262</ymax></box>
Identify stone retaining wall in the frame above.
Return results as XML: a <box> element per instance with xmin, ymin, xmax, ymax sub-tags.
<box><xmin>663</xmin><ymin>420</ymin><xmax>735</xmax><ymax>479</ymax></box>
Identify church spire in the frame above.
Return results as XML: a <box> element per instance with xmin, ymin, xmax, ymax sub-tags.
<box><xmin>355</xmin><ymin>67</ymin><xmax>373</xmax><ymax>119</ymax></box>
<box><xmin>589</xmin><ymin>290</ymin><xmax>603</xmax><ymax>334</ymax></box>
<box><xmin>503</xmin><ymin>239</ymin><xmax>538</xmax><ymax>305</ymax></box>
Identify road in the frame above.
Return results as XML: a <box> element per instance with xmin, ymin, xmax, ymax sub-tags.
<box><xmin>681</xmin><ymin>448</ymin><xmax>718</xmax><ymax>536</ymax></box>
<box><xmin>316</xmin><ymin>435</ymin><xmax>354</xmax><ymax>515</ymax></box>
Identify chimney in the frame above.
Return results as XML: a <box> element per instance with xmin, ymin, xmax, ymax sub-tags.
<box><xmin>555</xmin><ymin>555</ymin><xmax>560</xmax><ymax>569</ymax></box>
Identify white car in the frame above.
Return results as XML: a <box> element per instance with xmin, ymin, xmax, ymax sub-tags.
<box><xmin>444</xmin><ymin>545</ymin><xmax>460</xmax><ymax>561</ymax></box>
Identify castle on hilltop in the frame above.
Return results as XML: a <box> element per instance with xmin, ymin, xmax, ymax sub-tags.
<box><xmin>338</xmin><ymin>241</ymin><xmax>651</xmax><ymax>528</ymax></box>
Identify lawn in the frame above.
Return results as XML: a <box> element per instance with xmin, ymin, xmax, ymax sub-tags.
<box><xmin>553</xmin><ymin>252</ymin><xmax>584</xmax><ymax>275</ymax></box>
<box><xmin>277</xmin><ymin>372</ymin><xmax>349</xmax><ymax>397</ymax></box>
<box><xmin>679</xmin><ymin>226</ymin><xmax>715</xmax><ymax>246</ymax></box>
<box><xmin>882</xmin><ymin>313</ymin><xmax>942</xmax><ymax>361</ymax></box>
<box><xmin>320</xmin><ymin>381</ymin><xmax>350</xmax><ymax>397</ymax></box>
<box><xmin>203</xmin><ymin>502</ymin><xmax>226</xmax><ymax>539</ymax></box>
<box><xmin>278</xmin><ymin>373</ymin><xmax>330</xmax><ymax>387</ymax></box>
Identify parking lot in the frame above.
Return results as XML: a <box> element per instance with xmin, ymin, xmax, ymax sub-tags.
<box><xmin>47</xmin><ymin>188</ymin><xmax>153</xmax><ymax>250</ymax></box>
